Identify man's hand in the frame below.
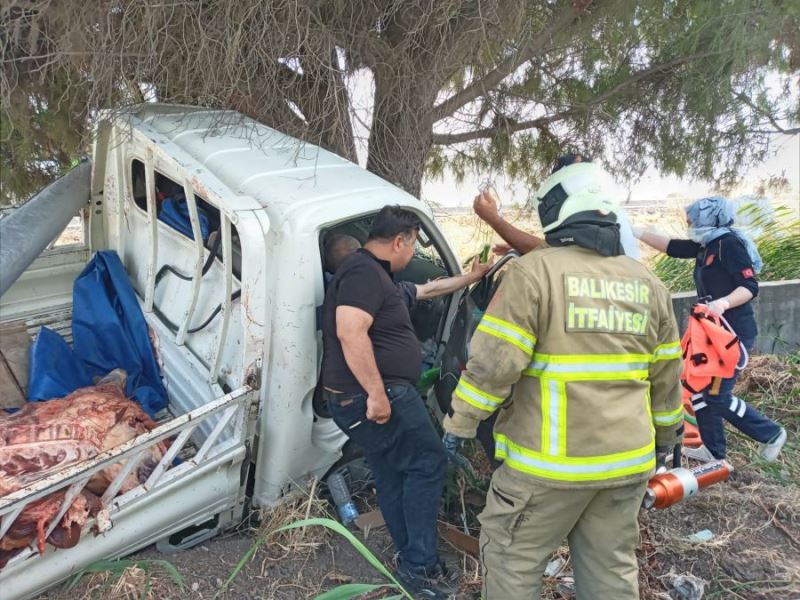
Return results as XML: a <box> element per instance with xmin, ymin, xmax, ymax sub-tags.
<box><xmin>473</xmin><ymin>190</ymin><xmax>501</xmax><ymax>226</ymax></box>
<box><xmin>468</xmin><ymin>255</ymin><xmax>494</xmax><ymax>282</ymax></box>
<box><xmin>366</xmin><ymin>389</ymin><xmax>391</xmax><ymax>424</ymax></box>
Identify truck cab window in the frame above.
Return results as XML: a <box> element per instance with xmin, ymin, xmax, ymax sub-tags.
<box><xmin>129</xmin><ymin>160</ymin><xmax>241</xmax><ymax>279</ymax></box>
<box><xmin>131</xmin><ymin>159</ymin><xmax>148</xmax><ymax>212</ymax></box>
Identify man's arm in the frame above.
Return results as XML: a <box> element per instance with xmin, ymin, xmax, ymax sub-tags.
<box><xmin>443</xmin><ymin>264</ymin><xmax>539</xmax><ymax>438</ymax></box>
<box><xmin>474</xmin><ymin>191</ymin><xmax>544</xmax><ymax>254</ymax></box>
<box><xmin>336</xmin><ymin>306</ymin><xmax>391</xmax><ymax>423</ymax></box>
<box><xmin>416</xmin><ymin>256</ymin><xmax>493</xmax><ymax>300</ymax></box>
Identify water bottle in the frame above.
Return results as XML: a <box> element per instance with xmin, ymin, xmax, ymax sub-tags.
<box><xmin>327</xmin><ymin>471</ymin><xmax>359</xmax><ymax>525</ymax></box>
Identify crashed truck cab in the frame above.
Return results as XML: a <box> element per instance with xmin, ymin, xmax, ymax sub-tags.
<box><xmin>0</xmin><ymin>105</ymin><xmax>465</xmax><ymax>598</ymax></box>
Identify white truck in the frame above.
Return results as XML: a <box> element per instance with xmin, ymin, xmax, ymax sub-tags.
<box><xmin>0</xmin><ymin>105</ymin><xmax>496</xmax><ymax>599</ymax></box>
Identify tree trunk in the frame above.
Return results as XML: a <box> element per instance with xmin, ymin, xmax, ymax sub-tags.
<box><xmin>366</xmin><ymin>68</ymin><xmax>437</xmax><ymax>197</ymax></box>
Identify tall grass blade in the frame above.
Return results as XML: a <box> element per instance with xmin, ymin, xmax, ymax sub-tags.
<box><xmin>218</xmin><ymin>517</ymin><xmax>413</xmax><ymax>599</ymax></box>
<box><xmin>273</xmin><ymin>518</ymin><xmax>409</xmax><ymax>595</ymax></box>
<box><xmin>314</xmin><ymin>583</ymin><xmax>395</xmax><ymax>599</ymax></box>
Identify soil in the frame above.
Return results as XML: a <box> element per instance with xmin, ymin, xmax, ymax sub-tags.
<box><xmin>38</xmin><ymin>450</ymin><xmax>799</xmax><ymax>600</ymax></box>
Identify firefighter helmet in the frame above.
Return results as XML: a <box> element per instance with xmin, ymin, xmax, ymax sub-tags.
<box><xmin>534</xmin><ymin>162</ymin><xmax>619</xmax><ymax>233</ymax></box>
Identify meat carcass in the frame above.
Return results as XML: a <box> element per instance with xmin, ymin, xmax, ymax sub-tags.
<box><xmin>0</xmin><ymin>370</ymin><xmax>167</xmax><ymax>567</ymax></box>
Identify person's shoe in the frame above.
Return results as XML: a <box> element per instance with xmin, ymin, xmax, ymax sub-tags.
<box><xmin>395</xmin><ymin>561</ymin><xmax>458</xmax><ymax>599</ymax></box>
<box><xmin>759</xmin><ymin>428</ymin><xmax>787</xmax><ymax>462</ymax></box>
<box><xmin>682</xmin><ymin>444</ymin><xmax>717</xmax><ymax>463</ymax></box>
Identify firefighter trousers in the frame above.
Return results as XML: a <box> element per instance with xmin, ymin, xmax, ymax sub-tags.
<box><xmin>479</xmin><ymin>464</ymin><xmax>648</xmax><ymax>599</ymax></box>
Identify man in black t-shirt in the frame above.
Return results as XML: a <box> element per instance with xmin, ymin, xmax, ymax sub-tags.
<box><xmin>322</xmin><ymin>206</ymin><xmax>490</xmax><ymax>599</ymax></box>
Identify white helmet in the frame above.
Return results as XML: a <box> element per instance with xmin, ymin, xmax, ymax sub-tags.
<box><xmin>534</xmin><ymin>162</ymin><xmax>620</xmax><ymax>232</ymax></box>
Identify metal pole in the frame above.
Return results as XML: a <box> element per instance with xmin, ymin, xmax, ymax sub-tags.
<box><xmin>0</xmin><ymin>160</ymin><xmax>91</xmax><ymax>297</ymax></box>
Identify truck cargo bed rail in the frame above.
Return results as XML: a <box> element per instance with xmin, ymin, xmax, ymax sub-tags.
<box><xmin>0</xmin><ymin>385</ymin><xmax>254</xmax><ymax>569</ymax></box>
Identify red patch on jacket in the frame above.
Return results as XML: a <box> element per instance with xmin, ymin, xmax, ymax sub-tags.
<box><xmin>741</xmin><ymin>267</ymin><xmax>754</xmax><ymax>279</ymax></box>
<box><xmin>705</xmin><ymin>254</ymin><xmax>716</xmax><ymax>266</ymax></box>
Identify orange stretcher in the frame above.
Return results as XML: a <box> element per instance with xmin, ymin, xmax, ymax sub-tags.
<box><xmin>678</xmin><ymin>303</ymin><xmax>747</xmax><ymax>450</ymax></box>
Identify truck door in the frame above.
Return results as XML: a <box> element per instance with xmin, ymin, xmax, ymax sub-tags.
<box><xmin>433</xmin><ymin>252</ymin><xmax>518</xmax><ymax>463</ymax></box>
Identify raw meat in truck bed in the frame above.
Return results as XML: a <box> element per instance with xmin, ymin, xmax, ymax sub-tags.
<box><xmin>0</xmin><ymin>370</ymin><xmax>167</xmax><ymax>567</ymax></box>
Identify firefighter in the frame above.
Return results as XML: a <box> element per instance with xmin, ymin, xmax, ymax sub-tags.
<box><xmin>442</xmin><ymin>162</ymin><xmax>684</xmax><ymax>599</ymax></box>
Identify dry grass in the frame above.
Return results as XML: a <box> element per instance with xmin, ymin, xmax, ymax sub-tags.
<box><xmin>640</xmin><ymin>480</ymin><xmax>800</xmax><ymax>600</ymax></box>
<box><xmin>76</xmin><ymin>568</ymin><xmax>149</xmax><ymax>600</ymax></box>
<box><xmin>434</xmin><ymin>204</ymin><xmax>688</xmax><ymax>267</ymax></box>
<box><xmin>255</xmin><ymin>479</ymin><xmax>334</xmax><ymax>561</ymax></box>
<box><xmin>735</xmin><ymin>354</ymin><xmax>800</xmax><ymax>401</ymax></box>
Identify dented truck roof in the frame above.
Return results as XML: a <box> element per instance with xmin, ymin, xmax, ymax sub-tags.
<box><xmin>108</xmin><ymin>104</ymin><xmax>428</xmax><ymax>226</ymax></box>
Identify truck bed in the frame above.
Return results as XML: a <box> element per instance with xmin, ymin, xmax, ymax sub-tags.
<box><xmin>1</xmin><ymin>305</ymin><xmax>256</xmax><ymax>599</ymax></box>
<box><xmin>0</xmin><ymin>308</ymin><xmax>72</xmax><ymax>410</ymax></box>
<box><xmin>0</xmin><ymin>309</ymin><xmax>199</xmax><ymax>461</ymax></box>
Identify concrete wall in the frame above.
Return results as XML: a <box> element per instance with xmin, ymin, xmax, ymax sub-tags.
<box><xmin>671</xmin><ymin>280</ymin><xmax>800</xmax><ymax>355</ymax></box>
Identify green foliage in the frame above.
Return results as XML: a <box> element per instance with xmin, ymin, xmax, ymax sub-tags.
<box><xmin>438</xmin><ymin>0</ymin><xmax>800</xmax><ymax>188</ymax></box>
<box><xmin>653</xmin><ymin>253</ymin><xmax>696</xmax><ymax>293</ymax></box>
<box><xmin>315</xmin><ymin>583</ymin><xmax>404</xmax><ymax>600</ymax></box>
<box><xmin>218</xmin><ymin>517</ymin><xmax>412</xmax><ymax>600</ymax></box>
<box><xmin>654</xmin><ymin>202</ymin><xmax>800</xmax><ymax>292</ymax></box>
<box><xmin>1</xmin><ymin>1</ymin><xmax>797</xmax><ymax>202</ymax></box>
<box><xmin>0</xmin><ymin>76</ymin><xmax>87</xmax><ymax>205</ymax></box>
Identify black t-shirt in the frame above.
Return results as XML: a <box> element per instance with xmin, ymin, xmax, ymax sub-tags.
<box><xmin>322</xmin><ymin>249</ymin><xmax>421</xmax><ymax>393</ymax></box>
<box><xmin>667</xmin><ymin>233</ymin><xmax>759</xmax><ymax>339</ymax></box>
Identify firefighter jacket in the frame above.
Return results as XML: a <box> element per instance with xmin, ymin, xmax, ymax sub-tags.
<box><xmin>443</xmin><ymin>246</ymin><xmax>683</xmax><ymax>489</ymax></box>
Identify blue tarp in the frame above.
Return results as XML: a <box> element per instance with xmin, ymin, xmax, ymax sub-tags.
<box><xmin>27</xmin><ymin>250</ymin><xmax>168</xmax><ymax>417</ymax></box>
<box><xmin>158</xmin><ymin>197</ymin><xmax>210</xmax><ymax>241</ymax></box>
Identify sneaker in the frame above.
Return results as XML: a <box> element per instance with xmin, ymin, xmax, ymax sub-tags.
<box><xmin>759</xmin><ymin>428</ymin><xmax>787</xmax><ymax>462</ymax></box>
<box><xmin>395</xmin><ymin>561</ymin><xmax>458</xmax><ymax>599</ymax></box>
<box><xmin>682</xmin><ymin>444</ymin><xmax>717</xmax><ymax>463</ymax></box>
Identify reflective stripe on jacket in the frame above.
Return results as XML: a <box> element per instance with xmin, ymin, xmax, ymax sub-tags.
<box><xmin>444</xmin><ymin>245</ymin><xmax>683</xmax><ymax>489</ymax></box>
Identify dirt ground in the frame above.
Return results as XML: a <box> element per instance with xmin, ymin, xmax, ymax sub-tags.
<box><xmin>41</xmin><ymin>388</ymin><xmax>799</xmax><ymax>600</ymax></box>
<box><xmin>40</xmin><ymin>462</ymin><xmax>799</xmax><ymax>600</ymax></box>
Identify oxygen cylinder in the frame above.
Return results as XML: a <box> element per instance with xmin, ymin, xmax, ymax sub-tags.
<box><xmin>644</xmin><ymin>460</ymin><xmax>733</xmax><ymax>510</ymax></box>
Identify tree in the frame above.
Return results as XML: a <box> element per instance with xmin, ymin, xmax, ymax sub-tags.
<box><xmin>1</xmin><ymin>0</ymin><xmax>798</xmax><ymax>204</ymax></box>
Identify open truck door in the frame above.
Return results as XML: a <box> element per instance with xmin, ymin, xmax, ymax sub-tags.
<box><xmin>433</xmin><ymin>251</ymin><xmax>519</xmax><ymax>463</ymax></box>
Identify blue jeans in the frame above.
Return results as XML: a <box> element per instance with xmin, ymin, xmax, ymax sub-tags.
<box><xmin>326</xmin><ymin>383</ymin><xmax>447</xmax><ymax>573</ymax></box>
<box><xmin>693</xmin><ymin>336</ymin><xmax>781</xmax><ymax>459</ymax></box>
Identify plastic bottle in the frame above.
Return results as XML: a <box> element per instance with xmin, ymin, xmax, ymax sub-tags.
<box><xmin>327</xmin><ymin>471</ymin><xmax>359</xmax><ymax>525</ymax></box>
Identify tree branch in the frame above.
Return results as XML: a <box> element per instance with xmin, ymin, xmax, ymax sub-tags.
<box><xmin>748</xmin><ymin>127</ymin><xmax>800</xmax><ymax>135</ymax></box>
<box><xmin>431</xmin><ymin>3</ymin><xmax>587</xmax><ymax>121</ymax></box>
<box><xmin>736</xmin><ymin>92</ymin><xmax>800</xmax><ymax>135</ymax></box>
<box><xmin>432</xmin><ymin>112</ymin><xmax>572</xmax><ymax>144</ymax></box>
<box><xmin>432</xmin><ymin>50</ymin><xmax>721</xmax><ymax>145</ymax></box>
